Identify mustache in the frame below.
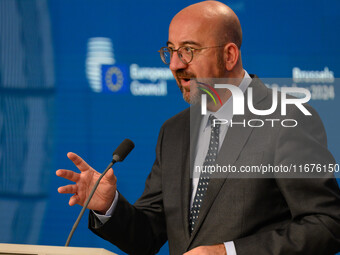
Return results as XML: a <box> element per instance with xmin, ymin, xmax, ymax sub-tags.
<box><xmin>175</xmin><ymin>70</ymin><xmax>195</xmax><ymax>79</ymax></box>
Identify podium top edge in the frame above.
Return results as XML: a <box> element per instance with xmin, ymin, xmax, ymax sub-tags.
<box><xmin>0</xmin><ymin>243</ymin><xmax>117</xmax><ymax>255</ymax></box>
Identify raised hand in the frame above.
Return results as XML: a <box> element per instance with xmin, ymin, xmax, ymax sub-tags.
<box><xmin>56</xmin><ymin>152</ymin><xmax>117</xmax><ymax>214</ymax></box>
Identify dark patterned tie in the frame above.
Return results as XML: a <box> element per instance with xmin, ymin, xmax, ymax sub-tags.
<box><xmin>189</xmin><ymin>114</ymin><xmax>221</xmax><ymax>234</ymax></box>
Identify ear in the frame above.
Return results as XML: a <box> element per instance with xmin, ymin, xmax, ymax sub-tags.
<box><xmin>223</xmin><ymin>43</ymin><xmax>239</xmax><ymax>71</ymax></box>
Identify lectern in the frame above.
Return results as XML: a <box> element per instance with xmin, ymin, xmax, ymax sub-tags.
<box><xmin>0</xmin><ymin>243</ymin><xmax>117</xmax><ymax>255</ymax></box>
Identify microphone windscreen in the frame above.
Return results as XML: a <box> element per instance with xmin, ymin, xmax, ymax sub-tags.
<box><xmin>113</xmin><ymin>139</ymin><xmax>135</xmax><ymax>161</ymax></box>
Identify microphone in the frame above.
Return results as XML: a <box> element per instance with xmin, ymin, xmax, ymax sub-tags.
<box><xmin>112</xmin><ymin>138</ymin><xmax>135</xmax><ymax>162</ymax></box>
<box><xmin>65</xmin><ymin>139</ymin><xmax>135</xmax><ymax>247</ymax></box>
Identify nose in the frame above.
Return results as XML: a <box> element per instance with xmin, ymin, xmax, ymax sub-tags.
<box><xmin>169</xmin><ymin>51</ymin><xmax>188</xmax><ymax>71</ymax></box>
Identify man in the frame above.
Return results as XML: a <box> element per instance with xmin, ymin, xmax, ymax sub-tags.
<box><xmin>57</xmin><ymin>1</ymin><xmax>340</xmax><ymax>254</ymax></box>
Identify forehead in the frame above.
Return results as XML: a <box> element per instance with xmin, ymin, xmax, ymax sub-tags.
<box><xmin>168</xmin><ymin>14</ymin><xmax>217</xmax><ymax>47</ymax></box>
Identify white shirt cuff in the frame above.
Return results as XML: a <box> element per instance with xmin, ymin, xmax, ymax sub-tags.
<box><xmin>224</xmin><ymin>241</ymin><xmax>237</xmax><ymax>255</ymax></box>
<box><xmin>92</xmin><ymin>190</ymin><xmax>119</xmax><ymax>224</ymax></box>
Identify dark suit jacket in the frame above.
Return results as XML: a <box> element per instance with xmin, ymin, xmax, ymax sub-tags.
<box><xmin>89</xmin><ymin>76</ymin><xmax>340</xmax><ymax>255</ymax></box>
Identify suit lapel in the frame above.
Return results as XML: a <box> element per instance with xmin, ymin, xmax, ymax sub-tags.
<box><xmin>186</xmin><ymin>76</ymin><xmax>269</xmax><ymax>248</ymax></box>
<box><xmin>181</xmin><ymin>106</ymin><xmax>202</xmax><ymax>240</ymax></box>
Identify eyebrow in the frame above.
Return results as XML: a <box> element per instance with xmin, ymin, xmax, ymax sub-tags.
<box><xmin>166</xmin><ymin>40</ymin><xmax>202</xmax><ymax>47</ymax></box>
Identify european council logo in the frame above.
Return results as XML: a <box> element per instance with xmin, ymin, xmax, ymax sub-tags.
<box><xmin>101</xmin><ymin>64</ymin><xmax>129</xmax><ymax>94</ymax></box>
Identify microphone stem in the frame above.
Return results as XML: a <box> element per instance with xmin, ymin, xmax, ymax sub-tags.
<box><xmin>65</xmin><ymin>160</ymin><xmax>116</xmax><ymax>247</ymax></box>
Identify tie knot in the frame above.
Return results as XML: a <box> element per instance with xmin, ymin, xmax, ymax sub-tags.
<box><xmin>209</xmin><ymin>114</ymin><xmax>220</xmax><ymax>129</ymax></box>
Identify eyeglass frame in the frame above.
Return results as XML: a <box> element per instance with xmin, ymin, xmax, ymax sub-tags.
<box><xmin>158</xmin><ymin>45</ymin><xmax>225</xmax><ymax>65</ymax></box>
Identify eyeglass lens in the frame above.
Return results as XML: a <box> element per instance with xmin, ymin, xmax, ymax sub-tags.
<box><xmin>160</xmin><ymin>47</ymin><xmax>192</xmax><ymax>65</ymax></box>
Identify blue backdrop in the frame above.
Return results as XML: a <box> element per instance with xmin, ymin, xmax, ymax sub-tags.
<box><xmin>0</xmin><ymin>0</ymin><xmax>339</xmax><ymax>254</ymax></box>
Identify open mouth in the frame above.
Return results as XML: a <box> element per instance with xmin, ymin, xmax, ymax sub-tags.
<box><xmin>178</xmin><ymin>77</ymin><xmax>191</xmax><ymax>85</ymax></box>
<box><xmin>179</xmin><ymin>79</ymin><xmax>191</xmax><ymax>90</ymax></box>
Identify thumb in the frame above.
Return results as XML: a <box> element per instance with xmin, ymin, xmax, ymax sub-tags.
<box><xmin>104</xmin><ymin>168</ymin><xmax>116</xmax><ymax>185</ymax></box>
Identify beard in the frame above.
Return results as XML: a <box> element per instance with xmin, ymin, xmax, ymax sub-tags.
<box><xmin>174</xmin><ymin>70</ymin><xmax>200</xmax><ymax>104</ymax></box>
<box><xmin>175</xmin><ymin>52</ymin><xmax>226</xmax><ymax>104</ymax></box>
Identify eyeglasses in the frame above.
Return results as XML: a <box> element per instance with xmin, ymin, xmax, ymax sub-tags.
<box><xmin>158</xmin><ymin>45</ymin><xmax>225</xmax><ymax>65</ymax></box>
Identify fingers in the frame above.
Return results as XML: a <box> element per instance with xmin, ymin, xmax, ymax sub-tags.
<box><xmin>58</xmin><ymin>184</ymin><xmax>77</xmax><ymax>194</ymax></box>
<box><xmin>69</xmin><ymin>194</ymin><xmax>80</xmax><ymax>206</ymax></box>
<box><xmin>58</xmin><ymin>184</ymin><xmax>81</xmax><ymax>206</ymax></box>
<box><xmin>56</xmin><ymin>169</ymin><xmax>80</xmax><ymax>182</ymax></box>
<box><xmin>67</xmin><ymin>152</ymin><xmax>92</xmax><ymax>172</ymax></box>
